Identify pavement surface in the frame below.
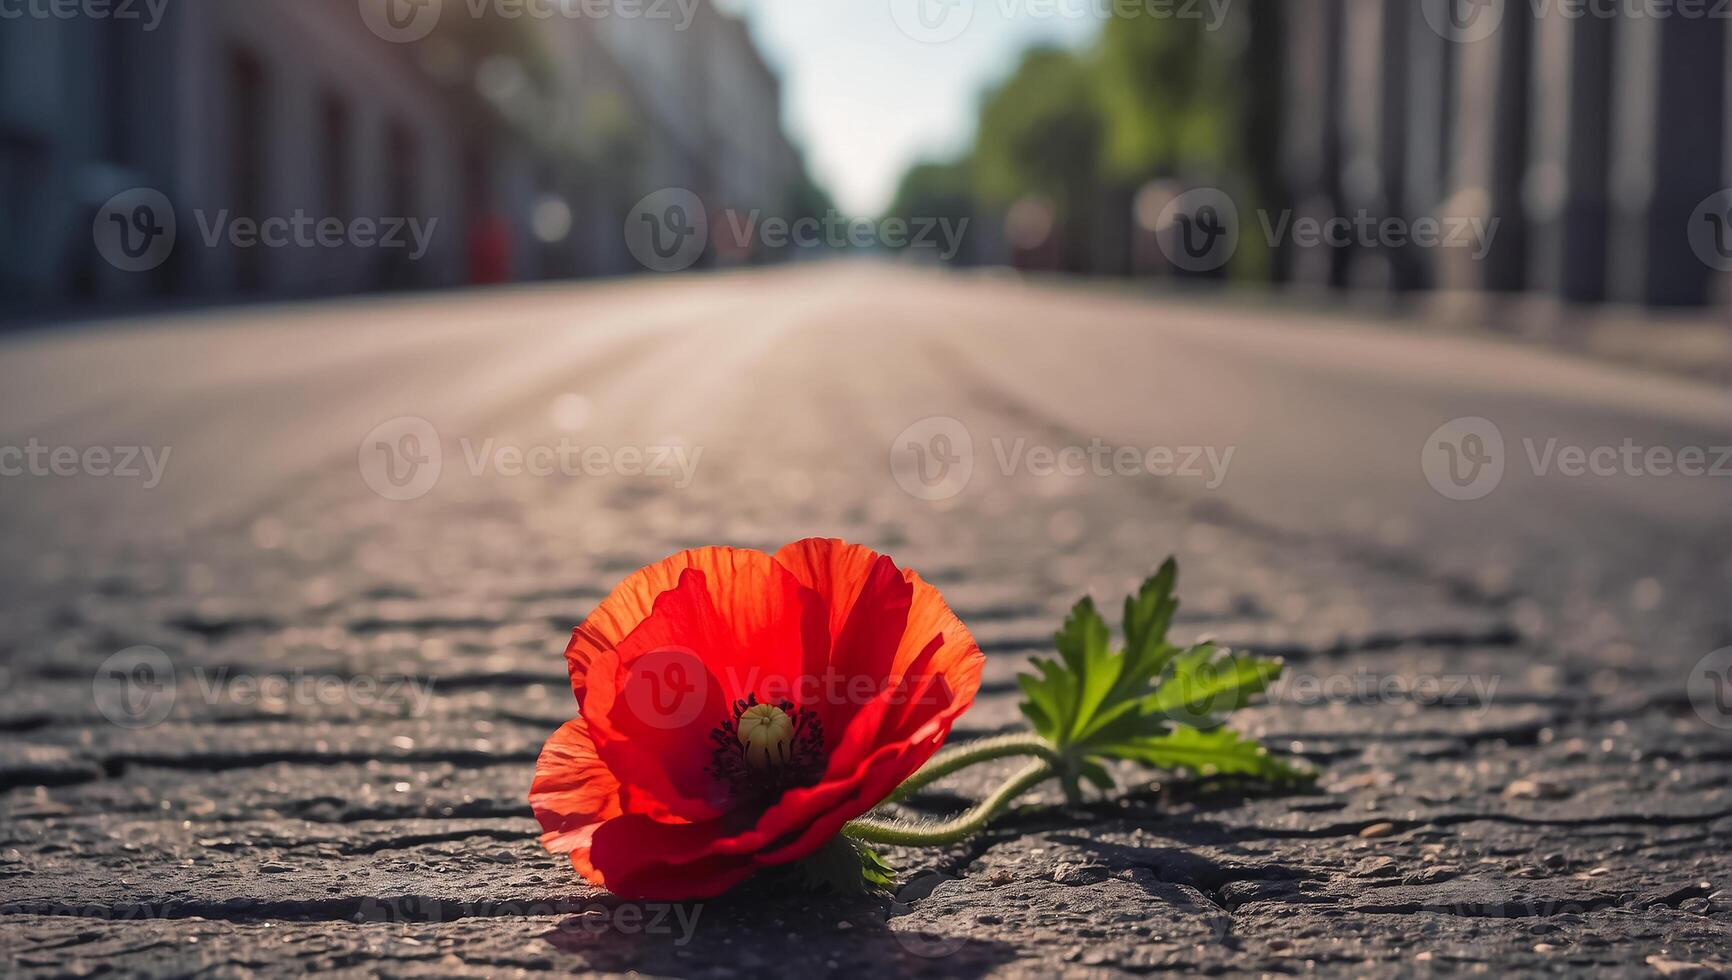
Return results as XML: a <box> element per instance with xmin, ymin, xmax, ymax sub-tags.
<box><xmin>1</xmin><ymin>264</ymin><xmax>1729</xmax><ymax>977</ymax></box>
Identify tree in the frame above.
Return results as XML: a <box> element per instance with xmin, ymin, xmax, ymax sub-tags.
<box><xmin>1093</xmin><ymin>17</ymin><xmax>1229</xmax><ymax>182</ymax></box>
<box><xmin>790</xmin><ymin>159</ymin><xmax>836</xmax><ymax>226</ymax></box>
<box><xmin>972</xmin><ymin>47</ymin><xmax>1105</xmax><ymax>270</ymax></box>
<box><xmin>884</xmin><ymin>159</ymin><xmax>979</xmax><ymax>264</ymax></box>
<box><xmin>974</xmin><ymin>47</ymin><xmax>1104</xmax><ymax>214</ymax></box>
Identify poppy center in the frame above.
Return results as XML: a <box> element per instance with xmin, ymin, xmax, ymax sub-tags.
<box><xmin>737</xmin><ymin>702</ymin><xmax>795</xmax><ymax>767</ymax></box>
<box><xmin>707</xmin><ymin>694</ymin><xmax>825</xmax><ymax>806</ymax></box>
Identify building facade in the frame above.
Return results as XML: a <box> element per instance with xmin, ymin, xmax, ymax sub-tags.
<box><xmin>1278</xmin><ymin>0</ymin><xmax>1729</xmax><ymax>309</ymax></box>
<box><xmin>0</xmin><ymin>0</ymin><xmax>802</xmax><ymax>316</ymax></box>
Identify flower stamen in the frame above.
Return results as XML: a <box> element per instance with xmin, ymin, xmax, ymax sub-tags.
<box><xmin>707</xmin><ymin>694</ymin><xmax>825</xmax><ymax>805</ymax></box>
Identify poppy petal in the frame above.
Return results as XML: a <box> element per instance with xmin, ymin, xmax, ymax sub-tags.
<box><xmin>773</xmin><ymin>539</ymin><xmax>917</xmax><ymax>732</ymax></box>
<box><xmin>577</xmin><ymin>818</ymin><xmax>761</xmax><ymax>900</ymax></box>
<box><xmin>567</xmin><ymin>546</ymin><xmax>815</xmax><ymax>703</ymax></box>
<box><xmin>583</xmin><ymin>570</ymin><xmax>736</xmax><ymax>822</ymax></box>
<box><xmin>772</xmin><ymin>538</ymin><xmax>889</xmax><ymax>640</ymax></box>
<box><xmin>529</xmin><ymin>719</ymin><xmax>623</xmax><ymax>854</ymax></box>
<box><xmin>892</xmin><ymin>566</ymin><xmax>981</xmax><ymax>692</ymax></box>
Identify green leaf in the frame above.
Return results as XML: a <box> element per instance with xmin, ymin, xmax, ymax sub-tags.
<box><xmin>1108</xmin><ymin>725</ymin><xmax>1311</xmax><ymax>783</ymax></box>
<box><xmin>1123</xmin><ymin>557</ymin><xmax>1179</xmax><ymax>665</ymax></box>
<box><xmin>1020</xmin><ymin>597</ymin><xmax>1112</xmax><ymax>746</ymax></box>
<box><xmin>1015</xmin><ymin>557</ymin><xmax>1306</xmax><ymax>794</ymax></box>
<box><xmin>1076</xmin><ymin>758</ymin><xmax>1115</xmax><ymax>792</ymax></box>
<box><xmin>787</xmin><ymin>836</ymin><xmax>897</xmax><ymax>895</ymax></box>
<box><xmin>857</xmin><ymin>841</ymin><xmax>898</xmax><ymax>890</ymax></box>
<box><xmin>1055</xmin><ymin>597</ymin><xmax>1118</xmax><ymax>744</ymax></box>
<box><xmin>1145</xmin><ymin>644</ymin><xmax>1283</xmax><ymax>728</ymax></box>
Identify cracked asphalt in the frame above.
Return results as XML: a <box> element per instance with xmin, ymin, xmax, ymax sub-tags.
<box><xmin>2</xmin><ymin>265</ymin><xmax>1729</xmax><ymax>977</ymax></box>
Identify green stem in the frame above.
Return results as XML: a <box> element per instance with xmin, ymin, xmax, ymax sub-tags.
<box><xmin>843</xmin><ymin>760</ymin><xmax>1055</xmax><ymax>847</ymax></box>
<box><xmin>881</xmin><ymin>732</ymin><xmax>1063</xmax><ymax>805</ymax></box>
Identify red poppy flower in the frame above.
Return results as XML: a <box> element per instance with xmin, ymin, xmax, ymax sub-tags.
<box><xmin>529</xmin><ymin>539</ymin><xmax>983</xmax><ymax>899</ymax></box>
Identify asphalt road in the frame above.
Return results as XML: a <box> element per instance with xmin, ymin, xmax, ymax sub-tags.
<box><xmin>2</xmin><ymin>264</ymin><xmax>1728</xmax><ymax>976</ymax></box>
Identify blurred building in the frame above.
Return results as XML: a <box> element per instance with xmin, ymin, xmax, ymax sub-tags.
<box><xmin>0</xmin><ymin>0</ymin><xmax>801</xmax><ymax>316</ymax></box>
<box><xmin>1278</xmin><ymin>0</ymin><xmax>1729</xmax><ymax>308</ymax></box>
<box><xmin>703</xmin><ymin>13</ymin><xmax>802</xmax><ymax>260</ymax></box>
<box><xmin>589</xmin><ymin>6</ymin><xmax>800</xmax><ymax>265</ymax></box>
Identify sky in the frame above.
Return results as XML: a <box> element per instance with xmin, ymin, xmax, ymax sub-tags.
<box><xmin>722</xmin><ymin>0</ymin><xmax>1100</xmax><ymax>217</ymax></box>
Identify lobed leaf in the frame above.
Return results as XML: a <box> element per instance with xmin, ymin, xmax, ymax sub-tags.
<box><xmin>1107</xmin><ymin>725</ymin><xmax>1311</xmax><ymax>782</ymax></box>
<box><xmin>1015</xmin><ymin>557</ymin><xmax>1308</xmax><ymax>793</ymax></box>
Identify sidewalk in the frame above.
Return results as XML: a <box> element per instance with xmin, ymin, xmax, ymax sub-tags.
<box><xmin>1427</xmin><ymin>291</ymin><xmax>1731</xmax><ymax>388</ymax></box>
<box><xmin>1040</xmin><ymin>271</ymin><xmax>1731</xmax><ymax>387</ymax></box>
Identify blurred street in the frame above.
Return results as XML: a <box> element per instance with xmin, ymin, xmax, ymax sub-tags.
<box><xmin>2</xmin><ymin>265</ymin><xmax>1730</xmax><ymax>974</ymax></box>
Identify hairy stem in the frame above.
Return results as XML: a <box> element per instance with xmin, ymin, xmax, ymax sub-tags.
<box><xmin>842</xmin><ymin>760</ymin><xmax>1055</xmax><ymax>847</ymax></box>
<box><xmin>881</xmin><ymin>732</ymin><xmax>1064</xmax><ymax>805</ymax></box>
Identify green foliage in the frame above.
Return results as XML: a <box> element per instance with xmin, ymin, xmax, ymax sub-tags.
<box><xmin>886</xmin><ymin>160</ymin><xmax>973</xmax><ymax>221</ymax></box>
<box><xmin>880</xmin><ymin>160</ymin><xmax>978</xmax><ymax>259</ymax></box>
<box><xmin>1110</xmin><ymin>724</ymin><xmax>1299</xmax><ymax>778</ymax></box>
<box><xmin>972</xmin><ymin>47</ymin><xmax>1105</xmax><ymax>214</ymax></box>
<box><xmin>788</xmin><ymin>835</ymin><xmax>897</xmax><ymax>895</ymax></box>
<box><xmin>881</xmin><ymin>6</ymin><xmax>1293</xmax><ymax>278</ymax></box>
<box><xmin>1018</xmin><ymin>558</ymin><xmax>1308</xmax><ymax>798</ymax></box>
<box><xmin>1093</xmin><ymin>17</ymin><xmax>1233</xmax><ymax>181</ymax></box>
<box><xmin>790</xmin><ymin>158</ymin><xmax>837</xmax><ymax>224</ymax></box>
